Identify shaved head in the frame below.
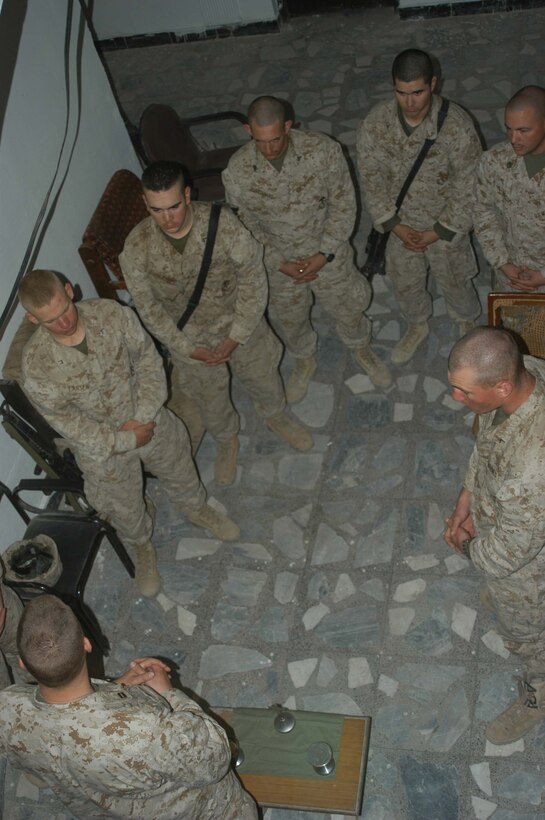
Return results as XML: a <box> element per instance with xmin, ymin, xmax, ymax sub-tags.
<box><xmin>504</xmin><ymin>85</ymin><xmax>545</xmax><ymax>156</ymax></box>
<box><xmin>448</xmin><ymin>327</ymin><xmax>523</xmax><ymax>387</ymax></box>
<box><xmin>247</xmin><ymin>96</ymin><xmax>287</xmax><ymax>127</ymax></box>
<box><xmin>392</xmin><ymin>49</ymin><xmax>434</xmax><ymax>85</ymax></box>
<box><xmin>506</xmin><ymin>85</ymin><xmax>545</xmax><ymax>118</ymax></box>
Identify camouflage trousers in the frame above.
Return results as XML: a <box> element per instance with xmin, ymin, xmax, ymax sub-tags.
<box><xmin>167</xmin><ymin>373</ymin><xmax>205</xmax><ymax>453</ymax></box>
<box><xmin>385</xmin><ymin>232</ymin><xmax>481</xmax><ymax>324</ymax></box>
<box><xmin>171</xmin><ymin>318</ymin><xmax>285</xmax><ymax>443</ymax></box>
<box><xmin>82</xmin><ymin>407</ymin><xmax>205</xmax><ymax>549</ymax></box>
<box><xmin>487</xmin><ymin>572</ymin><xmax>545</xmax><ymax>682</ymax></box>
<box><xmin>266</xmin><ymin>243</ymin><xmax>372</xmax><ymax>359</ymax></box>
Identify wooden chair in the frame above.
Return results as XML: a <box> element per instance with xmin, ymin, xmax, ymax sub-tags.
<box><xmin>488</xmin><ymin>292</ymin><xmax>545</xmax><ymax>358</ymax></box>
<box><xmin>78</xmin><ymin>169</ymin><xmax>147</xmax><ymax>301</ymax></box>
<box><xmin>139</xmin><ymin>104</ymin><xmax>246</xmax><ymax>202</ymax></box>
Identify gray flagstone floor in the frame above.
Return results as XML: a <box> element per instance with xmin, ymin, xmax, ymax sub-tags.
<box><xmin>4</xmin><ymin>4</ymin><xmax>545</xmax><ymax>818</ymax></box>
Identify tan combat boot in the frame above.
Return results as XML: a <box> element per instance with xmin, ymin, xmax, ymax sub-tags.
<box><xmin>354</xmin><ymin>345</ymin><xmax>392</xmax><ymax>387</ymax></box>
<box><xmin>214</xmin><ymin>436</ymin><xmax>239</xmax><ymax>486</ymax></box>
<box><xmin>457</xmin><ymin>320</ymin><xmax>475</xmax><ymax>338</ymax></box>
<box><xmin>286</xmin><ymin>356</ymin><xmax>317</xmax><ymax>404</ymax></box>
<box><xmin>266</xmin><ymin>412</ymin><xmax>313</xmax><ymax>451</ymax></box>
<box><xmin>134</xmin><ymin>540</ymin><xmax>161</xmax><ymax>597</ymax></box>
<box><xmin>391</xmin><ymin>322</ymin><xmax>429</xmax><ymax>365</ymax></box>
<box><xmin>188</xmin><ymin>503</ymin><xmax>240</xmax><ymax>541</ymax></box>
<box><xmin>486</xmin><ymin>678</ymin><xmax>545</xmax><ymax>744</ymax></box>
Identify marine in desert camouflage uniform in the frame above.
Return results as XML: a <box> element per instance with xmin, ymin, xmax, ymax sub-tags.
<box><xmin>357</xmin><ymin>49</ymin><xmax>482</xmax><ymax>364</ymax></box>
<box><xmin>19</xmin><ymin>270</ymin><xmax>239</xmax><ymax>597</ymax></box>
<box><xmin>120</xmin><ymin>160</ymin><xmax>312</xmax><ymax>487</ymax></box>
<box><xmin>474</xmin><ymin>85</ymin><xmax>545</xmax><ymax>293</ymax></box>
<box><xmin>445</xmin><ymin>327</ymin><xmax>545</xmax><ymax>744</ymax></box>
<box><xmin>222</xmin><ymin>95</ymin><xmax>391</xmax><ymax>402</ymax></box>
<box><xmin>0</xmin><ymin>595</ymin><xmax>257</xmax><ymax>819</ymax></box>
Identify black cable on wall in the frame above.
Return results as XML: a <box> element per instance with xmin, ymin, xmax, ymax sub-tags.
<box><xmin>0</xmin><ymin>0</ymin><xmax>85</xmax><ymax>337</ymax></box>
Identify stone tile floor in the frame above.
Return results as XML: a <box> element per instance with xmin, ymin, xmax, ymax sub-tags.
<box><xmin>4</xmin><ymin>4</ymin><xmax>545</xmax><ymax>819</ymax></box>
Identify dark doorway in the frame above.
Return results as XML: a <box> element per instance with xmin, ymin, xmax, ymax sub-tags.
<box><xmin>282</xmin><ymin>0</ymin><xmax>394</xmax><ymax>16</ymax></box>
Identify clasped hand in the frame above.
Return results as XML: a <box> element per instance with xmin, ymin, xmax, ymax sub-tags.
<box><xmin>393</xmin><ymin>224</ymin><xmax>439</xmax><ymax>253</ymax></box>
<box><xmin>443</xmin><ymin>512</ymin><xmax>475</xmax><ymax>554</ymax></box>
<box><xmin>119</xmin><ymin>419</ymin><xmax>156</xmax><ymax>448</ymax></box>
<box><xmin>190</xmin><ymin>337</ymin><xmax>239</xmax><ymax>366</ymax></box>
<box><xmin>279</xmin><ymin>253</ymin><xmax>327</xmax><ymax>284</ymax></box>
<box><xmin>501</xmin><ymin>262</ymin><xmax>545</xmax><ymax>292</ymax></box>
<box><xmin>116</xmin><ymin>657</ymin><xmax>173</xmax><ymax>693</ymax></box>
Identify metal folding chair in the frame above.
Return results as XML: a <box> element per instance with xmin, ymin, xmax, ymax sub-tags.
<box><xmin>1</xmin><ymin>480</ymin><xmax>135</xmax><ymax>656</ymax></box>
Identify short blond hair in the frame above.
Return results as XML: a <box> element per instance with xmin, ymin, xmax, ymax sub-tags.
<box><xmin>18</xmin><ymin>270</ymin><xmax>65</xmax><ymax>312</ymax></box>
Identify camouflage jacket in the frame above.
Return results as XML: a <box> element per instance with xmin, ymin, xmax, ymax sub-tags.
<box><xmin>22</xmin><ymin>299</ymin><xmax>167</xmax><ymax>467</ymax></box>
<box><xmin>0</xmin><ymin>681</ymin><xmax>257</xmax><ymax>819</ymax></box>
<box><xmin>356</xmin><ymin>94</ymin><xmax>482</xmax><ymax>234</ymax></box>
<box><xmin>120</xmin><ymin>203</ymin><xmax>267</xmax><ymax>360</ymax></box>
<box><xmin>465</xmin><ymin>357</ymin><xmax>545</xmax><ymax>579</ymax></box>
<box><xmin>222</xmin><ymin>128</ymin><xmax>357</xmax><ymax>265</ymax></box>
<box><xmin>473</xmin><ymin>141</ymin><xmax>545</xmax><ymax>271</ymax></box>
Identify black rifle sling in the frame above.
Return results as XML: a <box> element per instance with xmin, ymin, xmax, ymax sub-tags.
<box><xmin>394</xmin><ymin>98</ymin><xmax>450</xmax><ymax>211</ymax></box>
<box><xmin>362</xmin><ymin>98</ymin><xmax>451</xmax><ymax>278</ymax></box>
<box><xmin>177</xmin><ymin>202</ymin><xmax>221</xmax><ymax>331</ymax></box>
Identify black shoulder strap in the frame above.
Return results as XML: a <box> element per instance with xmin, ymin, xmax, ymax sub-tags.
<box><xmin>394</xmin><ymin>98</ymin><xmax>450</xmax><ymax>211</ymax></box>
<box><xmin>177</xmin><ymin>203</ymin><xmax>221</xmax><ymax>331</ymax></box>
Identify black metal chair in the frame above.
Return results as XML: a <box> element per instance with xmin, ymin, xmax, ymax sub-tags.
<box><xmin>0</xmin><ymin>479</ymin><xmax>135</xmax><ymax>656</ymax></box>
<box><xmin>139</xmin><ymin>104</ymin><xmax>247</xmax><ymax>201</ymax></box>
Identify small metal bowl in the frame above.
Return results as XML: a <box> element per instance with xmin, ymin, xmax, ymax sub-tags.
<box><xmin>307</xmin><ymin>741</ymin><xmax>335</xmax><ymax>775</ymax></box>
<box><xmin>274</xmin><ymin>710</ymin><xmax>296</xmax><ymax>733</ymax></box>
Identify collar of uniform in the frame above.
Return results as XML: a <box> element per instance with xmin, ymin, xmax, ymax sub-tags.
<box><xmin>33</xmin><ymin>682</ymin><xmax>98</xmax><ymax>709</ymax></box>
<box><xmin>31</xmin><ymin>678</ymin><xmax>168</xmax><ymax>710</ymax></box>
<box><xmin>150</xmin><ymin>201</ymin><xmax>210</xmax><ymax>250</ymax></box>
<box><xmin>33</xmin><ymin>300</ymin><xmax>93</xmax><ymax>360</ymax></box>
<box><xmin>395</xmin><ymin>93</ymin><xmax>444</xmax><ymax>141</ymax></box>
<box><xmin>481</xmin><ymin>355</ymin><xmax>545</xmax><ymax>442</ymax></box>
<box><xmin>519</xmin><ymin>354</ymin><xmax>545</xmax><ymax>414</ymax></box>
<box><xmin>252</xmin><ymin>131</ymin><xmax>296</xmax><ymax>170</ymax></box>
<box><xmin>496</xmin><ymin>139</ymin><xmax>540</xmax><ymax>177</ymax></box>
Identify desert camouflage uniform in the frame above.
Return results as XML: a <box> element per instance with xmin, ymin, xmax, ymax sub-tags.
<box><xmin>222</xmin><ymin>129</ymin><xmax>373</xmax><ymax>358</ymax></box>
<box><xmin>2</xmin><ymin>316</ymin><xmax>205</xmax><ymax>453</ymax></box>
<box><xmin>0</xmin><ymin>680</ymin><xmax>257</xmax><ymax>819</ymax></box>
<box><xmin>465</xmin><ymin>356</ymin><xmax>545</xmax><ymax>680</ymax></box>
<box><xmin>120</xmin><ymin>203</ymin><xmax>284</xmax><ymax>442</ymax></box>
<box><xmin>22</xmin><ymin>299</ymin><xmax>205</xmax><ymax>548</ymax></box>
<box><xmin>357</xmin><ymin>95</ymin><xmax>482</xmax><ymax>323</ymax></box>
<box><xmin>474</xmin><ymin>141</ymin><xmax>545</xmax><ymax>291</ymax></box>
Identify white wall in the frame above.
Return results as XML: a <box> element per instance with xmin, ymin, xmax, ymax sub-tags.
<box><xmin>0</xmin><ymin>0</ymin><xmax>141</xmax><ymax>543</ymax></box>
<box><xmin>90</xmin><ymin>0</ymin><xmax>279</xmax><ymax>40</ymax></box>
